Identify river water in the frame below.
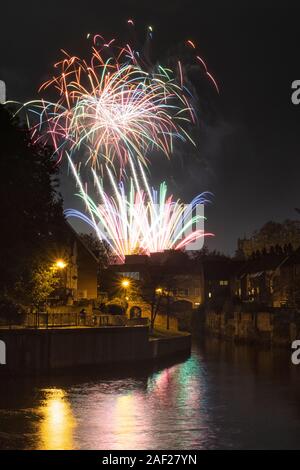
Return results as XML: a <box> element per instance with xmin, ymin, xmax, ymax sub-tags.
<box><xmin>0</xmin><ymin>338</ymin><xmax>300</xmax><ymax>450</ymax></box>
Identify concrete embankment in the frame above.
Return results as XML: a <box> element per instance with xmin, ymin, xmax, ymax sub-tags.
<box><xmin>0</xmin><ymin>326</ymin><xmax>191</xmax><ymax>375</ymax></box>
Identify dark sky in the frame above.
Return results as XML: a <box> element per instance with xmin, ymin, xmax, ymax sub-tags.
<box><xmin>2</xmin><ymin>1</ymin><xmax>300</xmax><ymax>254</ymax></box>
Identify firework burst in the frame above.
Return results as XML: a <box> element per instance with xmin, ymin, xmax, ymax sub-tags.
<box><xmin>8</xmin><ymin>26</ymin><xmax>217</xmax><ymax>262</ymax></box>
<box><xmin>65</xmin><ymin>157</ymin><xmax>213</xmax><ymax>262</ymax></box>
<box><xmin>16</xmin><ymin>35</ymin><xmax>197</xmax><ymax>172</ymax></box>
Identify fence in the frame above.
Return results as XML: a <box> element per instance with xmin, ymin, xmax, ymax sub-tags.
<box><xmin>0</xmin><ymin>312</ymin><xmax>149</xmax><ymax>329</ymax></box>
<box><xmin>26</xmin><ymin>312</ymin><xmax>78</xmax><ymax>328</ymax></box>
<box><xmin>25</xmin><ymin>312</ymin><xmax>126</xmax><ymax>328</ymax></box>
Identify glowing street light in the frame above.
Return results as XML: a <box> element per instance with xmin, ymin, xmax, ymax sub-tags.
<box><xmin>121</xmin><ymin>279</ymin><xmax>131</xmax><ymax>302</ymax></box>
<box><xmin>121</xmin><ymin>279</ymin><xmax>130</xmax><ymax>289</ymax></box>
<box><xmin>55</xmin><ymin>259</ymin><xmax>67</xmax><ymax>269</ymax></box>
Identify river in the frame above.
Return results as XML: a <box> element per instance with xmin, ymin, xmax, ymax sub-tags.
<box><xmin>0</xmin><ymin>338</ymin><xmax>300</xmax><ymax>450</ymax></box>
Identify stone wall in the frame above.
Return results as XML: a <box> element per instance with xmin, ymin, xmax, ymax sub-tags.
<box><xmin>127</xmin><ymin>300</ymin><xmax>179</xmax><ymax>331</ymax></box>
<box><xmin>0</xmin><ymin>326</ymin><xmax>191</xmax><ymax>375</ymax></box>
<box><xmin>204</xmin><ymin>309</ymin><xmax>300</xmax><ymax>347</ymax></box>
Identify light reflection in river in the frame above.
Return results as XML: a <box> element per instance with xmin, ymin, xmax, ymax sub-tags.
<box><xmin>1</xmin><ymin>339</ymin><xmax>300</xmax><ymax>449</ymax></box>
<box><xmin>37</xmin><ymin>388</ymin><xmax>76</xmax><ymax>450</ymax></box>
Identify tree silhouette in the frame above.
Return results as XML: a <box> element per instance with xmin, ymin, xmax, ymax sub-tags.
<box><xmin>0</xmin><ymin>104</ymin><xmax>66</xmax><ymax>311</ymax></box>
<box><xmin>79</xmin><ymin>232</ymin><xmax>113</xmax><ymax>270</ymax></box>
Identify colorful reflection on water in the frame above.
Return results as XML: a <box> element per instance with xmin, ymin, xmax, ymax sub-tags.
<box><xmin>1</xmin><ymin>339</ymin><xmax>300</xmax><ymax>449</ymax></box>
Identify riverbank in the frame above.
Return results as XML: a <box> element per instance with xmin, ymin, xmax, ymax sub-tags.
<box><xmin>204</xmin><ymin>308</ymin><xmax>300</xmax><ymax>347</ymax></box>
<box><xmin>0</xmin><ymin>325</ymin><xmax>191</xmax><ymax>376</ymax></box>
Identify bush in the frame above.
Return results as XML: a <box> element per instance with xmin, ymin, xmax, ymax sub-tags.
<box><xmin>105</xmin><ymin>303</ymin><xmax>125</xmax><ymax>315</ymax></box>
<box><xmin>0</xmin><ymin>297</ymin><xmax>26</xmax><ymax>325</ymax></box>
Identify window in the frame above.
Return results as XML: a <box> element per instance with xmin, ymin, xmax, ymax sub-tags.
<box><xmin>119</xmin><ymin>272</ymin><xmax>140</xmax><ymax>280</ymax></box>
<box><xmin>174</xmin><ymin>288</ymin><xmax>189</xmax><ymax>297</ymax></box>
<box><xmin>219</xmin><ymin>280</ymin><xmax>229</xmax><ymax>286</ymax></box>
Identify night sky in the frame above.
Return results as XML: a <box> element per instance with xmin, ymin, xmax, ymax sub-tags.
<box><xmin>2</xmin><ymin>1</ymin><xmax>300</xmax><ymax>255</ymax></box>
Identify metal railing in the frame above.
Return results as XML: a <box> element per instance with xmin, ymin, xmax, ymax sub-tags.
<box><xmin>25</xmin><ymin>312</ymin><xmax>113</xmax><ymax>328</ymax></box>
<box><xmin>0</xmin><ymin>312</ymin><xmax>149</xmax><ymax>329</ymax></box>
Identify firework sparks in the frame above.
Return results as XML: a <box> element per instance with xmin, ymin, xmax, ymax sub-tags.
<box><xmin>10</xmin><ymin>26</ymin><xmax>219</xmax><ymax>175</ymax></box>
<box><xmin>65</xmin><ymin>157</ymin><xmax>213</xmax><ymax>262</ymax></box>
<box><xmin>186</xmin><ymin>39</ymin><xmax>219</xmax><ymax>93</ymax></box>
<box><xmin>8</xmin><ymin>26</ymin><xmax>217</xmax><ymax>263</ymax></box>
<box><xmin>16</xmin><ymin>36</ymin><xmax>196</xmax><ymax>172</ymax></box>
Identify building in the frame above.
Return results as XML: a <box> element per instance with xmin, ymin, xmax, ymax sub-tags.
<box><xmin>236</xmin><ymin>251</ymin><xmax>287</xmax><ymax>305</ymax></box>
<box><xmin>198</xmin><ymin>245</ymin><xmax>300</xmax><ymax>309</ymax></box>
<box><xmin>52</xmin><ymin>224</ymin><xmax>99</xmax><ymax>301</ymax></box>
<box><xmin>201</xmin><ymin>258</ymin><xmax>242</xmax><ymax>303</ymax></box>
<box><xmin>272</xmin><ymin>248</ymin><xmax>300</xmax><ymax>307</ymax></box>
<box><xmin>106</xmin><ymin>250</ymin><xmax>204</xmax><ymax>308</ymax></box>
<box><xmin>103</xmin><ymin>244</ymin><xmax>300</xmax><ymax>312</ymax></box>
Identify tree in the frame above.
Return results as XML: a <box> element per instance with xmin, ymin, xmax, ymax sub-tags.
<box><xmin>246</xmin><ymin>220</ymin><xmax>300</xmax><ymax>253</ymax></box>
<box><xmin>0</xmin><ymin>104</ymin><xmax>66</xmax><ymax>309</ymax></box>
<box><xmin>79</xmin><ymin>233</ymin><xmax>113</xmax><ymax>270</ymax></box>
<box><xmin>139</xmin><ymin>255</ymin><xmax>181</xmax><ymax>330</ymax></box>
<box><xmin>16</xmin><ymin>262</ymin><xmax>60</xmax><ymax>309</ymax></box>
<box><xmin>191</xmin><ymin>246</ymin><xmax>230</xmax><ymax>262</ymax></box>
<box><xmin>139</xmin><ymin>265</ymin><xmax>165</xmax><ymax>330</ymax></box>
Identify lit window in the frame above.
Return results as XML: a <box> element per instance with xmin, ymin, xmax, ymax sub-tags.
<box><xmin>219</xmin><ymin>280</ymin><xmax>229</xmax><ymax>286</ymax></box>
<box><xmin>119</xmin><ymin>272</ymin><xmax>140</xmax><ymax>280</ymax></box>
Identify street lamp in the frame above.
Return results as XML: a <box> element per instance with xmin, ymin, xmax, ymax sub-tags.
<box><xmin>121</xmin><ymin>279</ymin><xmax>131</xmax><ymax>305</ymax></box>
<box><xmin>121</xmin><ymin>279</ymin><xmax>130</xmax><ymax>289</ymax></box>
<box><xmin>54</xmin><ymin>259</ymin><xmax>68</xmax><ymax>307</ymax></box>
<box><xmin>55</xmin><ymin>259</ymin><xmax>67</xmax><ymax>269</ymax></box>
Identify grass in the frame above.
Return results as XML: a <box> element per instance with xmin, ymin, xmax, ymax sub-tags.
<box><xmin>149</xmin><ymin>327</ymin><xmax>188</xmax><ymax>339</ymax></box>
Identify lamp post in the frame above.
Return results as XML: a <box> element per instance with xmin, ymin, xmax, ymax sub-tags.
<box><xmin>155</xmin><ymin>287</ymin><xmax>170</xmax><ymax>330</ymax></box>
<box><xmin>55</xmin><ymin>259</ymin><xmax>67</xmax><ymax>294</ymax></box>
<box><xmin>121</xmin><ymin>279</ymin><xmax>130</xmax><ymax>297</ymax></box>
<box><xmin>55</xmin><ymin>259</ymin><xmax>67</xmax><ymax>270</ymax></box>
<box><xmin>121</xmin><ymin>279</ymin><xmax>130</xmax><ymax>289</ymax></box>
<box><xmin>121</xmin><ymin>278</ymin><xmax>131</xmax><ymax>306</ymax></box>
<box><xmin>53</xmin><ymin>259</ymin><xmax>68</xmax><ymax>325</ymax></box>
